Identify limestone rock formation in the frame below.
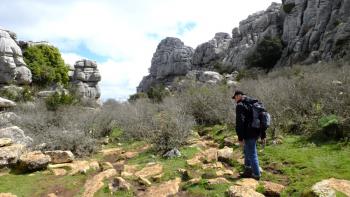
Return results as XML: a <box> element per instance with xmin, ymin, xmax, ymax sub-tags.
<box><xmin>71</xmin><ymin>59</ymin><xmax>101</xmax><ymax>104</ymax></box>
<box><xmin>192</xmin><ymin>32</ymin><xmax>231</xmax><ymax>71</ymax></box>
<box><xmin>278</xmin><ymin>0</ymin><xmax>350</xmax><ymax>66</ymax></box>
<box><xmin>137</xmin><ymin>0</ymin><xmax>350</xmax><ymax>94</ymax></box>
<box><xmin>223</xmin><ymin>2</ymin><xmax>283</xmax><ymax>71</ymax></box>
<box><xmin>0</xmin><ymin>143</ymin><xmax>26</xmax><ymax>167</ymax></box>
<box><xmin>0</xmin><ymin>29</ymin><xmax>32</xmax><ymax>85</ymax></box>
<box><xmin>137</xmin><ymin>37</ymin><xmax>193</xmax><ymax>93</ymax></box>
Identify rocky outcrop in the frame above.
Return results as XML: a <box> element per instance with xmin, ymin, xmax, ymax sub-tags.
<box><xmin>278</xmin><ymin>0</ymin><xmax>350</xmax><ymax>66</ymax></box>
<box><xmin>137</xmin><ymin>37</ymin><xmax>193</xmax><ymax>93</ymax></box>
<box><xmin>223</xmin><ymin>2</ymin><xmax>283</xmax><ymax>71</ymax></box>
<box><xmin>71</xmin><ymin>59</ymin><xmax>101</xmax><ymax>104</ymax></box>
<box><xmin>138</xmin><ymin>0</ymin><xmax>350</xmax><ymax>93</ymax></box>
<box><xmin>0</xmin><ymin>29</ymin><xmax>32</xmax><ymax>85</ymax></box>
<box><xmin>192</xmin><ymin>32</ymin><xmax>231</xmax><ymax>71</ymax></box>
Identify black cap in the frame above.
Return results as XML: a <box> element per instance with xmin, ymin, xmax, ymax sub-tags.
<box><xmin>232</xmin><ymin>90</ymin><xmax>244</xmax><ymax>99</ymax></box>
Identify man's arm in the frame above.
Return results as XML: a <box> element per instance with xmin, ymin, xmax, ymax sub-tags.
<box><xmin>235</xmin><ymin>104</ymin><xmax>245</xmax><ymax>142</ymax></box>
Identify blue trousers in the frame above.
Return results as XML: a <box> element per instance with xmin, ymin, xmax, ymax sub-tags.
<box><xmin>244</xmin><ymin>138</ymin><xmax>261</xmax><ymax>177</ymax></box>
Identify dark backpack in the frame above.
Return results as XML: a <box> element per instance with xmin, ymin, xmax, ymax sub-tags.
<box><xmin>246</xmin><ymin>99</ymin><xmax>271</xmax><ymax>130</ymax></box>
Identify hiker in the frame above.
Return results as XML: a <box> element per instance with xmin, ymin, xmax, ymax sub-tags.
<box><xmin>232</xmin><ymin>90</ymin><xmax>267</xmax><ymax>180</ymax></box>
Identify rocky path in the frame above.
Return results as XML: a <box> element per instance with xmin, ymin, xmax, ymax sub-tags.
<box><xmin>1</xmin><ymin>128</ymin><xmax>350</xmax><ymax>197</ymax></box>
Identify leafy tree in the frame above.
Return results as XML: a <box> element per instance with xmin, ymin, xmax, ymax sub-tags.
<box><xmin>246</xmin><ymin>36</ymin><xmax>283</xmax><ymax>70</ymax></box>
<box><xmin>23</xmin><ymin>44</ymin><xmax>69</xmax><ymax>87</ymax></box>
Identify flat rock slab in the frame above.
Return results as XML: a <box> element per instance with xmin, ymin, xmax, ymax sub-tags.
<box><xmin>82</xmin><ymin>169</ymin><xmax>117</xmax><ymax>197</ymax></box>
<box><xmin>45</xmin><ymin>150</ymin><xmax>74</xmax><ymax>164</ymax></box>
<box><xmin>135</xmin><ymin>163</ymin><xmax>163</xmax><ymax>178</ymax></box>
<box><xmin>100</xmin><ymin>148</ymin><xmax>122</xmax><ymax>157</ymax></box>
<box><xmin>311</xmin><ymin>178</ymin><xmax>350</xmax><ymax>197</ymax></box>
<box><xmin>48</xmin><ymin>160</ymin><xmax>100</xmax><ymax>175</ymax></box>
<box><xmin>138</xmin><ymin>177</ymin><xmax>181</xmax><ymax>197</ymax></box>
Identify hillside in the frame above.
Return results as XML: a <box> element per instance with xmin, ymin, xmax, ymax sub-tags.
<box><xmin>1</xmin><ymin>0</ymin><xmax>350</xmax><ymax>197</ymax></box>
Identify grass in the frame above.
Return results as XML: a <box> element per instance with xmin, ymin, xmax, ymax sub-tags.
<box><xmin>183</xmin><ymin>179</ymin><xmax>231</xmax><ymax>197</ymax></box>
<box><xmin>0</xmin><ymin>171</ymin><xmax>87</xmax><ymax>197</ymax></box>
<box><xmin>260</xmin><ymin>136</ymin><xmax>350</xmax><ymax>197</ymax></box>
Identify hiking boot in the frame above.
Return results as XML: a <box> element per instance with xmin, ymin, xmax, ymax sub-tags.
<box><xmin>252</xmin><ymin>174</ymin><xmax>260</xmax><ymax>181</ymax></box>
<box><xmin>239</xmin><ymin>168</ymin><xmax>253</xmax><ymax>178</ymax></box>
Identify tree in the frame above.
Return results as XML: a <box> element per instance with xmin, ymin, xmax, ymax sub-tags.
<box><xmin>23</xmin><ymin>44</ymin><xmax>69</xmax><ymax>87</ymax></box>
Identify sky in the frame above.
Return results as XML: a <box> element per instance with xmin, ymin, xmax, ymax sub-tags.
<box><xmin>0</xmin><ymin>0</ymin><xmax>277</xmax><ymax>100</ymax></box>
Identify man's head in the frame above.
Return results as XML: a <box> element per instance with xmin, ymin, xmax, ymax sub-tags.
<box><xmin>232</xmin><ymin>90</ymin><xmax>245</xmax><ymax>103</ymax></box>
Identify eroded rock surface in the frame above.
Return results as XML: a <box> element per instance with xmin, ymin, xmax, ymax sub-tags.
<box><xmin>0</xmin><ymin>29</ymin><xmax>32</xmax><ymax>85</ymax></box>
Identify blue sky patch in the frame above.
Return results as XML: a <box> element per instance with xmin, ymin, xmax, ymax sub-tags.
<box><xmin>176</xmin><ymin>21</ymin><xmax>197</xmax><ymax>36</ymax></box>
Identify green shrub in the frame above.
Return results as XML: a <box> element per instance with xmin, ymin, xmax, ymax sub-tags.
<box><xmin>246</xmin><ymin>36</ymin><xmax>283</xmax><ymax>70</ymax></box>
<box><xmin>0</xmin><ymin>85</ymin><xmax>34</xmax><ymax>102</ymax></box>
<box><xmin>23</xmin><ymin>44</ymin><xmax>69</xmax><ymax>87</ymax></box>
<box><xmin>45</xmin><ymin>92</ymin><xmax>76</xmax><ymax>111</ymax></box>
<box><xmin>283</xmin><ymin>3</ymin><xmax>295</xmax><ymax>13</ymax></box>
<box><xmin>146</xmin><ymin>84</ymin><xmax>170</xmax><ymax>103</ymax></box>
<box><xmin>128</xmin><ymin>92</ymin><xmax>148</xmax><ymax>103</ymax></box>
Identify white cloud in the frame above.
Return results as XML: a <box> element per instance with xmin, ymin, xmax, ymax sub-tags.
<box><xmin>0</xmin><ymin>0</ymin><xmax>277</xmax><ymax>100</ymax></box>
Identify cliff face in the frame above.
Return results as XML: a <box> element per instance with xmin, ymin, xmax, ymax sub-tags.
<box><xmin>278</xmin><ymin>0</ymin><xmax>350</xmax><ymax>66</ymax></box>
<box><xmin>137</xmin><ymin>0</ymin><xmax>350</xmax><ymax>93</ymax></box>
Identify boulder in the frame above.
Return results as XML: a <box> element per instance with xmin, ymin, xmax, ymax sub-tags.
<box><xmin>310</xmin><ymin>178</ymin><xmax>350</xmax><ymax>197</ymax></box>
<box><xmin>0</xmin><ymin>29</ymin><xmax>32</xmax><ymax>85</ymax></box>
<box><xmin>163</xmin><ymin>148</ymin><xmax>181</xmax><ymax>158</ymax></box>
<box><xmin>44</xmin><ymin>150</ymin><xmax>74</xmax><ymax>164</ymax></box>
<box><xmin>217</xmin><ymin>146</ymin><xmax>234</xmax><ymax>162</ymax></box>
<box><xmin>18</xmin><ymin>151</ymin><xmax>51</xmax><ymax>171</ymax></box>
<box><xmin>0</xmin><ymin>144</ymin><xmax>25</xmax><ymax>167</ymax></box>
<box><xmin>0</xmin><ymin>126</ymin><xmax>33</xmax><ymax>146</ymax></box>
<box><xmin>262</xmin><ymin>181</ymin><xmax>285</xmax><ymax>196</ymax></box>
<box><xmin>137</xmin><ymin>37</ymin><xmax>193</xmax><ymax>93</ymax></box>
<box><xmin>0</xmin><ymin>138</ymin><xmax>12</xmax><ymax>147</ymax></box>
<box><xmin>109</xmin><ymin>177</ymin><xmax>132</xmax><ymax>192</ymax></box>
<box><xmin>0</xmin><ymin>97</ymin><xmax>16</xmax><ymax>108</ymax></box>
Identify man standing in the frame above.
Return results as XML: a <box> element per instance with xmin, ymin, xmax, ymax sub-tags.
<box><xmin>232</xmin><ymin>90</ymin><xmax>266</xmax><ymax>180</ymax></box>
